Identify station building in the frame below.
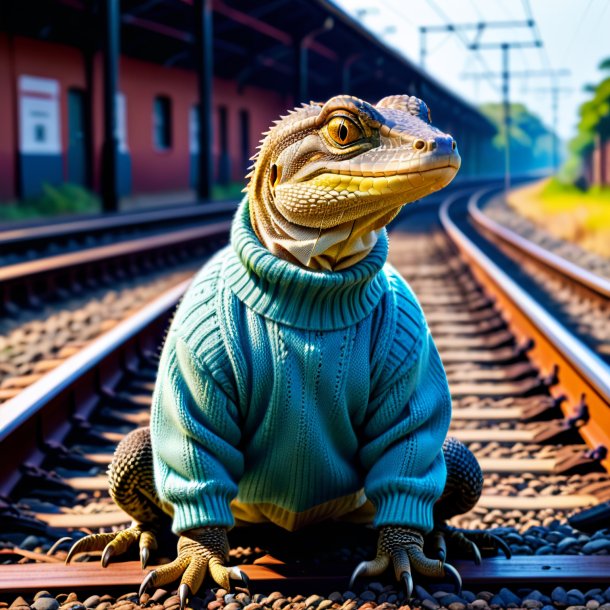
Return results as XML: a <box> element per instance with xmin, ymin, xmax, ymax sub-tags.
<box><xmin>0</xmin><ymin>0</ymin><xmax>498</xmax><ymax>208</ymax></box>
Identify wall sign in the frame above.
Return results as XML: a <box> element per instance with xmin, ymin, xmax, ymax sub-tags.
<box><xmin>19</xmin><ymin>75</ymin><xmax>61</xmax><ymax>154</ymax></box>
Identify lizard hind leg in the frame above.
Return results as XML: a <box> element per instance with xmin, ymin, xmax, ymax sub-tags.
<box><xmin>430</xmin><ymin>437</ymin><xmax>510</xmax><ymax>561</ymax></box>
<box><xmin>66</xmin><ymin>427</ymin><xmax>169</xmax><ymax>567</ymax></box>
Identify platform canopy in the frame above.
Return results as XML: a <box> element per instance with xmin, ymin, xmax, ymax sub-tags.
<box><xmin>2</xmin><ymin>0</ymin><xmax>494</xmax><ymax>134</ymax></box>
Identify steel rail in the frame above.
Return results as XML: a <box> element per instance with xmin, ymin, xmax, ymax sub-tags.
<box><xmin>468</xmin><ymin>194</ymin><xmax>610</xmax><ymax>298</ymax></box>
<box><xmin>0</xmin><ymin>219</ymin><xmax>231</xmax><ymax>314</ymax></box>
<box><xmin>440</xmin><ymin>188</ymin><xmax>610</xmax><ymax>471</ymax></box>
<box><xmin>1</xmin><ymin>555</ymin><xmax>610</xmax><ymax>593</ymax></box>
<box><xmin>0</xmin><ymin>201</ymin><xmax>237</xmax><ymax>248</ymax></box>
<box><xmin>0</xmin><ymin>221</ymin><xmax>231</xmax><ymax>283</ymax></box>
<box><xmin>0</xmin><ymin>279</ymin><xmax>191</xmax><ymax>496</ymax></box>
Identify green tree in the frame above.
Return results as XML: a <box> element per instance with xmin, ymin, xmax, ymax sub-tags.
<box><xmin>479</xmin><ymin>102</ymin><xmax>558</xmax><ymax>174</ymax></box>
<box><xmin>564</xmin><ymin>57</ymin><xmax>610</xmax><ymax>184</ymax></box>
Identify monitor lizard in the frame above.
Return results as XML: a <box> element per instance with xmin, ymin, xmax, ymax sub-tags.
<box><xmin>65</xmin><ymin>94</ymin><xmax>509</xmax><ymax>607</ymax></box>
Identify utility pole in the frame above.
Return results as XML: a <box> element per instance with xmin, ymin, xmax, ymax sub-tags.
<box><xmin>418</xmin><ymin>20</ymin><xmax>537</xmax><ymax>192</ymax></box>
<box><xmin>468</xmin><ymin>40</ymin><xmax>542</xmax><ymax>192</ymax></box>
<box><xmin>419</xmin><ymin>20</ymin><xmax>533</xmax><ymax>70</ymax></box>
<box><xmin>531</xmin><ymin>85</ymin><xmax>572</xmax><ymax>172</ymax></box>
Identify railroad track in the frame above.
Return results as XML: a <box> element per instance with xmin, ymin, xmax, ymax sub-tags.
<box><xmin>467</xmin><ymin>189</ymin><xmax>610</xmax><ymax>359</ymax></box>
<box><xmin>0</xmin><ymin>202</ymin><xmax>237</xmax><ymax>267</ymax></box>
<box><xmin>1</xmin><ymin>184</ymin><xmax>610</xmax><ymax>606</ymax></box>
<box><xmin>0</xmin><ymin>203</ymin><xmax>235</xmax><ymax>406</ymax></box>
<box><xmin>0</xmin><ymin>203</ymin><xmax>234</xmax><ymax>315</ymax></box>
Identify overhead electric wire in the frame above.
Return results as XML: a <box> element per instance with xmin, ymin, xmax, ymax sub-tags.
<box><xmin>559</xmin><ymin>0</ymin><xmax>595</xmax><ymax>66</ymax></box>
<box><xmin>424</xmin><ymin>0</ymin><xmax>501</xmax><ymax>95</ymax></box>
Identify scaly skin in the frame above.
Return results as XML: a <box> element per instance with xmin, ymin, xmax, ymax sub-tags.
<box><xmin>248</xmin><ymin>94</ymin><xmax>460</xmax><ymax>270</ymax></box>
<box><xmin>65</xmin><ymin>94</ymin><xmax>510</xmax><ymax>604</ymax></box>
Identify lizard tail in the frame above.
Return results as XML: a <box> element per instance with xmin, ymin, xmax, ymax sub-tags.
<box><xmin>434</xmin><ymin>437</ymin><xmax>483</xmax><ymax>522</ymax></box>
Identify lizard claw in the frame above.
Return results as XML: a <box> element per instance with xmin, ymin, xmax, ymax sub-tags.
<box><xmin>179</xmin><ymin>583</ymin><xmax>190</xmax><ymax>610</ymax></box>
<box><xmin>139</xmin><ymin>570</ymin><xmax>157</xmax><ymax>597</ymax></box>
<box><xmin>229</xmin><ymin>567</ymin><xmax>250</xmax><ymax>591</ymax></box>
<box><xmin>468</xmin><ymin>540</ymin><xmax>482</xmax><ymax>566</ymax></box>
<box><xmin>443</xmin><ymin>562</ymin><xmax>462</xmax><ymax>594</ymax></box>
<box><xmin>140</xmin><ymin>546</ymin><xmax>150</xmax><ymax>569</ymax></box>
<box><xmin>490</xmin><ymin>533</ymin><xmax>512</xmax><ymax>559</ymax></box>
<box><xmin>47</xmin><ymin>537</ymin><xmax>72</xmax><ymax>557</ymax></box>
<box><xmin>101</xmin><ymin>544</ymin><xmax>114</xmax><ymax>568</ymax></box>
<box><xmin>349</xmin><ymin>561</ymin><xmax>368</xmax><ymax>589</ymax></box>
<box><xmin>400</xmin><ymin>571</ymin><xmax>414</xmax><ymax>599</ymax></box>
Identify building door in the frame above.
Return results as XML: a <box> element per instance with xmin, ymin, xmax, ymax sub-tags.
<box><xmin>67</xmin><ymin>88</ymin><xmax>89</xmax><ymax>186</ymax></box>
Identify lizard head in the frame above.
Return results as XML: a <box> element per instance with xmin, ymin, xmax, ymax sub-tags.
<box><xmin>247</xmin><ymin>94</ymin><xmax>461</xmax><ymax>270</ymax></box>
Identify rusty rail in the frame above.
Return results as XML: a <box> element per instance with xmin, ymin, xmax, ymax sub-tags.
<box><xmin>440</xmin><ymin>188</ymin><xmax>610</xmax><ymax>472</ymax></box>
<box><xmin>0</xmin><ymin>220</ymin><xmax>231</xmax><ymax>313</ymax></box>
<box><xmin>0</xmin><ymin>201</ymin><xmax>236</xmax><ymax>255</ymax></box>
<box><xmin>468</xmin><ymin>193</ymin><xmax>610</xmax><ymax>299</ymax></box>
<box><xmin>1</xmin><ymin>556</ymin><xmax>610</xmax><ymax>594</ymax></box>
<box><xmin>0</xmin><ymin>280</ymin><xmax>190</xmax><ymax>497</ymax></box>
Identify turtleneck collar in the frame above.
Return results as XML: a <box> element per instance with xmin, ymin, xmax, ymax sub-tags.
<box><xmin>223</xmin><ymin>198</ymin><xmax>390</xmax><ymax>331</ymax></box>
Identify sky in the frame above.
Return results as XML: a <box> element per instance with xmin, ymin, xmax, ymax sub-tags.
<box><xmin>333</xmin><ymin>0</ymin><xmax>610</xmax><ymax>142</ymax></box>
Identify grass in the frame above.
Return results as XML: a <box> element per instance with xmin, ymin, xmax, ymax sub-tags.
<box><xmin>0</xmin><ymin>183</ymin><xmax>101</xmax><ymax>223</ymax></box>
<box><xmin>211</xmin><ymin>181</ymin><xmax>246</xmax><ymax>202</ymax></box>
<box><xmin>507</xmin><ymin>178</ymin><xmax>610</xmax><ymax>258</ymax></box>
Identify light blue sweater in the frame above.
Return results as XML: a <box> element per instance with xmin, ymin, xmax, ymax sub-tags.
<box><xmin>151</xmin><ymin>199</ymin><xmax>451</xmax><ymax>535</ymax></box>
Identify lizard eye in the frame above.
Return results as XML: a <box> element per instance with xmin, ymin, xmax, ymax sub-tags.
<box><xmin>326</xmin><ymin>116</ymin><xmax>362</xmax><ymax>146</ymax></box>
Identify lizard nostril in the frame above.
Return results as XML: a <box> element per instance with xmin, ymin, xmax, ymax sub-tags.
<box><xmin>452</xmin><ymin>140</ymin><xmax>456</xmax><ymax>150</ymax></box>
<box><xmin>413</xmin><ymin>139</ymin><xmax>426</xmax><ymax>151</ymax></box>
<box><xmin>429</xmin><ymin>141</ymin><xmax>437</xmax><ymax>151</ymax></box>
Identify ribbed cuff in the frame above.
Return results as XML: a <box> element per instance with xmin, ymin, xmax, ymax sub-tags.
<box><xmin>171</xmin><ymin>493</ymin><xmax>235</xmax><ymax>534</ymax></box>
<box><xmin>372</xmin><ymin>491</ymin><xmax>437</xmax><ymax>533</ymax></box>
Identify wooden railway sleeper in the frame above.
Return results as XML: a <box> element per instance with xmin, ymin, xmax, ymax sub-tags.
<box><xmin>553</xmin><ymin>444</ymin><xmax>608</xmax><ymax>475</ymax></box>
<box><xmin>42</xmin><ymin>441</ymin><xmax>99</xmax><ymax>470</ymax></box>
<box><xmin>569</xmin><ymin>500</ymin><xmax>610</xmax><ymax>534</ymax></box>
<box><xmin>68</xmin><ymin>419</ymin><xmax>123</xmax><ymax>447</ymax></box>
<box><xmin>444</xmin><ymin>361</ymin><xmax>538</xmax><ymax>383</ymax></box>
<box><xmin>100</xmin><ymin>387</ymin><xmax>152</xmax><ymax>410</ymax></box>
<box><xmin>532</xmin><ymin>397</ymin><xmax>589</xmax><ymax>445</ymax></box>
<box><xmin>449</xmin><ymin>365</ymin><xmax>558</xmax><ymax>398</ymax></box>
<box><xmin>0</xmin><ymin>498</ymin><xmax>49</xmax><ymax>537</ymax></box>
<box><xmin>440</xmin><ymin>338</ymin><xmax>534</xmax><ymax>365</ymax></box>
<box><xmin>17</xmin><ymin>465</ymin><xmax>77</xmax><ymax>504</ymax></box>
<box><xmin>519</xmin><ymin>394</ymin><xmax>566</xmax><ymax>422</ymax></box>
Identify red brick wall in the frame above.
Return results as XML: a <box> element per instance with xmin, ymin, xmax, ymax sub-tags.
<box><xmin>1</xmin><ymin>35</ymin><xmax>292</xmax><ymax>201</ymax></box>
<box><xmin>0</xmin><ymin>33</ymin><xmax>16</xmax><ymax>201</ymax></box>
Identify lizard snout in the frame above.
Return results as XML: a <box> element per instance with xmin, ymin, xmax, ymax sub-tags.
<box><xmin>413</xmin><ymin>135</ymin><xmax>456</xmax><ymax>155</ymax></box>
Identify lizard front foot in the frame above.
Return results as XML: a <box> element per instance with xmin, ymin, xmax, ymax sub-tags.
<box><xmin>349</xmin><ymin>526</ymin><xmax>461</xmax><ymax>598</ymax></box>
<box><xmin>139</xmin><ymin>527</ymin><xmax>248</xmax><ymax>610</ymax></box>
<box><xmin>65</xmin><ymin>524</ymin><xmax>158</xmax><ymax>568</ymax></box>
<box><xmin>429</xmin><ymin>525</ymin><xmax>512</xmax><ymax>565</ymax></box>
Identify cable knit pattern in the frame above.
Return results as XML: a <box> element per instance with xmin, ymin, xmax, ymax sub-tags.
<box><xmin>151</xmin><ymin>198</ymin><xmax>452</xmax><ymax>535</ymax></box>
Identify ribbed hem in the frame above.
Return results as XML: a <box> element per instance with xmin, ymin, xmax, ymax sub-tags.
<box><xmin>225</xmin><ymin>197</ymin><xmax>389</xmax><ymax>331</ymax></box>
<box><xmin>373</xmin><ymin>491</ymin><xmax>438</xmax><ymax>533</ymax></box>
<box><xmin>171</xmin><ymin>493</ymin><xmax>235</xmax><ymax>534</ymax></box>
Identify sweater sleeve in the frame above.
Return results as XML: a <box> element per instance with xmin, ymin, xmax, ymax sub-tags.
<box><xmin>150</xmin><ymin>331</ymin><xmax>244</xmax><ymax>534</ymax></box>
<box><xmin>360</xmin><ymin>328</ymin><xmax>452</xmax><ymax>533</ymax></box>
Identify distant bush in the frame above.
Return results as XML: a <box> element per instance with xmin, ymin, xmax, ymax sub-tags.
<box><xmin>0</xmin><ymin>183</ymin><xmax>101</xmax><ymax>222</ymax></box>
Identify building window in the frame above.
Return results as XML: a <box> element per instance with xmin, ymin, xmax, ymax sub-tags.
<box><xmin>153</xmin><ymin>96</ymin><xmax>172</xmax><ymax>150</ymax></box>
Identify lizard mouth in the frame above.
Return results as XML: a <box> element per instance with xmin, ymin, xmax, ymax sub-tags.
<box><xmin>290</xmin><ymin>153</ymin><xmax>461</xmax><ymax>185</ymax></box>
<box><xmin>298</xmin><ymin>159</ymin><xmax>460</xmax><ymax>194</ymax></box>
